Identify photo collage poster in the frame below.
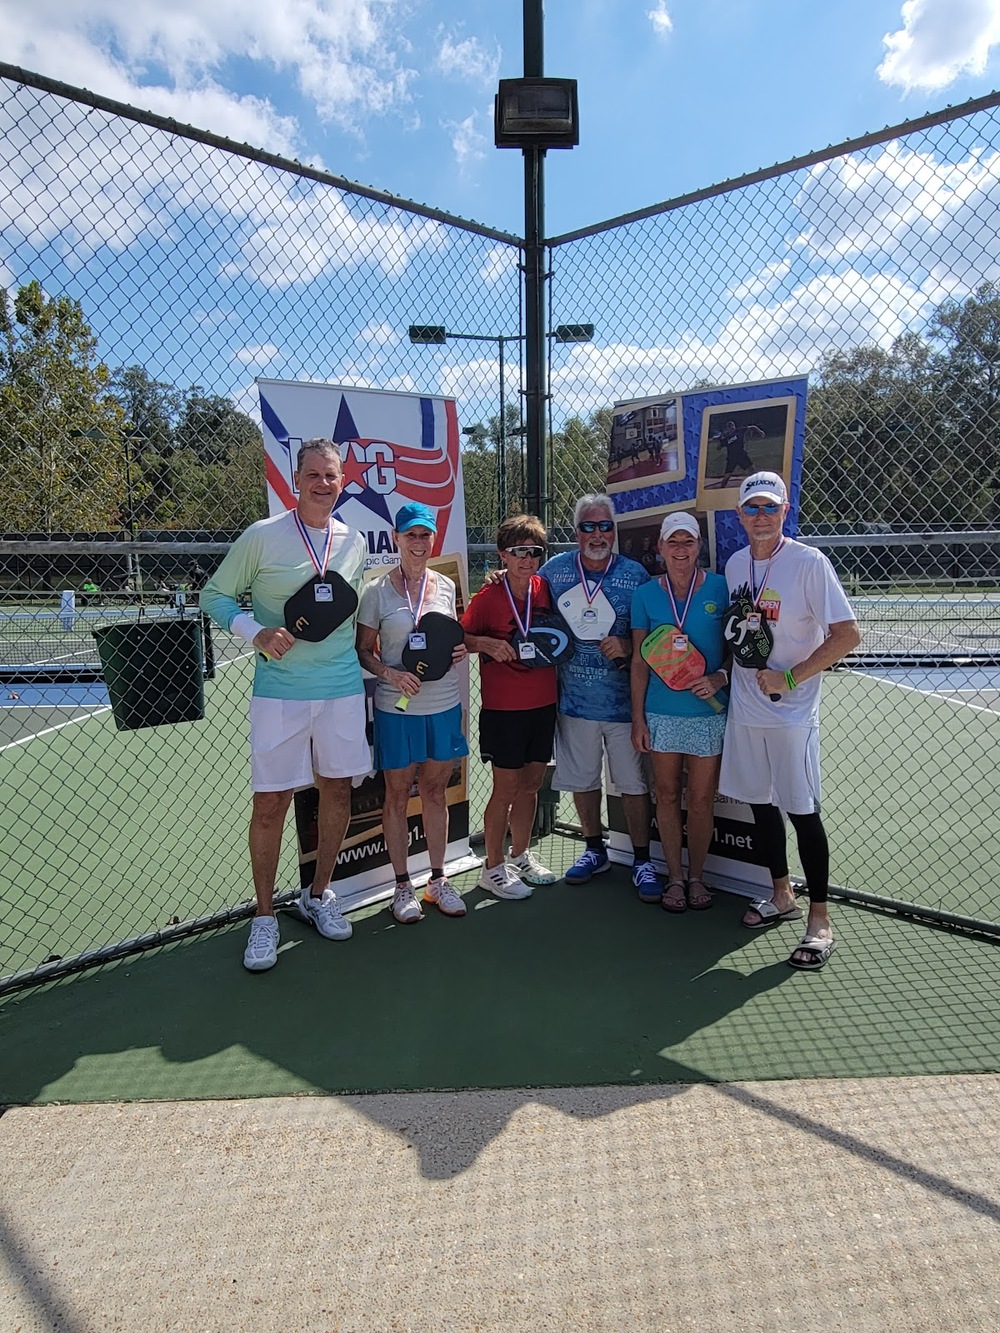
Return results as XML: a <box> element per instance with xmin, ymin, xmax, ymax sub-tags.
<box><xmin>605</xmin><ymin>376</ymin><xmax>809</xmax><ymax>892</ymax></box>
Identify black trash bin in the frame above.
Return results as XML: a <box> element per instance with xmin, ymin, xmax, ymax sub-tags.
<box><xmin>94</xmin><ymin>615</ymin><xmax>206</xmax><ymax>731</ymax></box>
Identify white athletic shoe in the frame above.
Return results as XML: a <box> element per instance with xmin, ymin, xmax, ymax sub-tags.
<box><xmin>508</xmin><ymin>848</ymin><xmax>557</xmax><ymax>886</ymax></box>
<box><xmin>477</xmin><ymin>862</ymin><xmax>532</xmax><ymax>900</ymax></box>
<box><xmin>391</xmin><ymin>882</ymin><xmax>424</xmax><ymax>924</ymax></box>
<box><xmin>297</xmin><ymin>886</ymin><xmax>352</xmax><ymax>940</ymax></box>
<box><xmin>423</xmin><ymin>877</ymin><xmax>467</xmax><ymax>917</ymax></box>
<box><xmin>243</xmin><ymin>915</ymin><xmax>279</xmax><ymax>971</ymax></box>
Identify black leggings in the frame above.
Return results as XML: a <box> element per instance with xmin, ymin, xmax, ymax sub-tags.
<box><xmin>749</xmin><ymin>803</ymin><xmax>829</xmax><ymax>905</ymax></box>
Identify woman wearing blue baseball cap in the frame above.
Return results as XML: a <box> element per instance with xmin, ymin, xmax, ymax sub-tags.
<box><xmin>356</xmin><ymin>502</ymin><xmax>469</xmax><ymax>925</ymax></box>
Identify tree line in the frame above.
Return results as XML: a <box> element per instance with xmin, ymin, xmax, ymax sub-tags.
<box><xmin>0</xmin><ymin>281</ymin><xmax>266</xmax><ymax>534</ymax></box>
<box><xmin>5</xmin><ymin>277</ymin><xmax>1000</xmax><ymax>537</ymax></box>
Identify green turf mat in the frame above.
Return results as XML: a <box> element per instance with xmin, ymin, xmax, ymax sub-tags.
<box><xmin>2</xmin><ymin>861</ymin><xmax>997</xmax><ymax>1105</ymax></box>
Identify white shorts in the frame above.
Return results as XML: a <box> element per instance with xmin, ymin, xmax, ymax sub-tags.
<box><xmin>719</xmin><ymin>721</ymin><xmax>821</xmax><ymax>815</ymax></box>
<box><xmin>552</xmin><ymin>715</ymin><xmax>648</xmax><ymax>795</ymax></box>
<box><xmin>249</xmin><ymin>695</ymin><xmax>371</xmax><ymax>792</ymax></box>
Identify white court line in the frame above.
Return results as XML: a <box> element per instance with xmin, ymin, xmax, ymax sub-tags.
<box><xmin>0</xmin><ymin>647</ymin><xmax>256</xmax><ymax>753</ymax></box>
<box><xmin>854</xmin><ymin>670</ymin><xmax>1000</xmax><ymax>715</ymax></box>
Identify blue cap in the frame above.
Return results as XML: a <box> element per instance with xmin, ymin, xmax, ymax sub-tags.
<box><xmin>394</xmin><ymin>502</ymin><xmax>438</xmax><ymax>534</ymax></box>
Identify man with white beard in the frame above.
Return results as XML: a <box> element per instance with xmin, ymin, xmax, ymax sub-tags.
<box><xmin>538</xmin><ymin>494</ymin><xmax>655</xmax><ymax>898</ymax></box>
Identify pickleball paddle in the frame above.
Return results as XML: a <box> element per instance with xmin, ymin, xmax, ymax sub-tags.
<box><xmin>510</xmin><ymin>605</ymin><xmax>576</xmax><ymax>668</ymax></box>
<box><xmin>640</xmin><ymin>624</ymin><xmax>724</xmax><ymax>713</ymax></box>
<box><xmin>396</xmin><ymin>610</ymin><xmax>465</xmax><ymax>711</ymax></box>
<box><xmin>283</xmin><ymin>571</ymin><xmax>358</xmax><ymax>642</ymax></box>
<box><xmin>722</xmin><ymin>594</ymin><xmax>780</xmax><ymax>700</ymax></box>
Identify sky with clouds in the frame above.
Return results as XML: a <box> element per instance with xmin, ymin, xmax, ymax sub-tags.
<box><xmin>2</xmin><ymin>0</ymin><xmax>1000</xmax><ymax>422</ymax></box>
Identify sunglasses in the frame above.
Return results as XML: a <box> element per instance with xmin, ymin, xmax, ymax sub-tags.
<box><xmin>504</xmin><ymin>545</ymin><xmax>545</xmax><ymax>559</ymax></box>
<box><xmin>741</xmin><ymin>502</ymin><xmax>782</xmax><ymax>516</ymax></box>
<box><xmin>578</xmin><ymin>520</ymin><xmax>615</xmax><ymax>533</ymax></box>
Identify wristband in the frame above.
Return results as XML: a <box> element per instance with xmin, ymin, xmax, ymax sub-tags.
<box><xmin>717</xmin><ymin>668</ymin><xmax>729</xmax><ymax>684</ymax></box>
<box><xmin>784</xmin><ymin>669</ymin><xmax>797</xmax><ymax>692</ymax></box>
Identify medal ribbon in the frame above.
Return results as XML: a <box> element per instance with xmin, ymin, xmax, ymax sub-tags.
<box><xmin>749</xmin><ymin>537</ymin><xmax>785</xmax><ymax>609</ymax></box>
<box><xmin>403</xmin><ymin>570</ymin><xmax>429</xmax><ymax>627</ymax></box>
<box><xmin>575</xmin><ymin>553</ymin><xmax>615</xmax><ymax>607</ymax></box>
<box><xmin>660</xmin><ymin>569</ymin><xmax>699</xmax><ymax>633</ymax></box>
<box><xmin>502</xmin><ymin>575</ymin><xmax>533</xmax><ymax>640</ymax></box>
<box><xmin>293</xmin><ymin>512</ymin><xmax>335</xmax><ymax>578</ymax></box>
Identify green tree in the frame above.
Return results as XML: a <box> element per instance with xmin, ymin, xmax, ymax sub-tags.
<box><xmin>549</xmin><ymin>406</ymin><xmax>613</xmax><ymax>530</ymax></box>
<box><xmin>0</xmin><ymin>281</ymin><xmax>126</xmax><ymax>532</ymax></box>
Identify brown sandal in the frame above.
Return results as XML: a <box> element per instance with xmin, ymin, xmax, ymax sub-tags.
<box><xmin>661</xmin><ymin>879</ymin><xmax>687</xmax><ymax>913</ymax></box>
<box><xmin>686</xmin><ymin>878</ymin><xmax>712</xmax><ymax>911</ymax></box>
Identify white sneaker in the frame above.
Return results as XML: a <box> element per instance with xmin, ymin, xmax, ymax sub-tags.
<box><xmin>423</xmin><ymin>876</ymin><xmax>467</xmax><ymax>917</ymax></box>
<box><xmin>391</xmin><ymin>882</ymin><xmax>424</xmax><ymax>924</ymax></box>
<box><xmin>508</xmin><ymin>847</ymin><xmax>557</xmax><ymax>886</ymax></box>
<box><xmin>243</xmin><ymin>915</ymin><xmax>279</xmax><ymax>971</ymax></box>
<box><xmin>477</xmin><ymin>862</ymin><xmax>532</xmax><ymax>900</ymax></box>
<box><xmin>297</xmin><ymin>886</ymin><xmax>352</xmax><ymax>940</ymax></box>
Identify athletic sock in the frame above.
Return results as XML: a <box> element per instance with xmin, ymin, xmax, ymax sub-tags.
<box><xmin>430</xmin><ymin>867</ymin><xmax>444</xmax><ymax>882</ymax></box>
<box><xmin>395</xmin><ymin>873</ymin><xmax>410</xmax><ymax>888</ymax></box>
<box><xmin>585</xmin><ymin>835</ymin><xmax>604</xmax><ymax>852</ymax></box>
<box><xmin>632</xmin><ymin>844</ymin><xmax>650</xmax><ymax>864</ymax></box>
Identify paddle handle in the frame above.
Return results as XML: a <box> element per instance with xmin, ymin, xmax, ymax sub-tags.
<box><xmin>395</xmin><ymin>692</ymin><xmax>410</xmax><ymax>712</ymax></box>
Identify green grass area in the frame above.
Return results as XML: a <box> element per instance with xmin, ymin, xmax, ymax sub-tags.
<box><xmin>1</xmin><ymin>858</ymin><xmax>997</xmax><ymax>1105</ymax></box>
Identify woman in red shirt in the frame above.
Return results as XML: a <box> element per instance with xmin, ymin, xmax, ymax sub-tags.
<box><xmin>462</xmin><ymin>514</ymin><xmax>558</xmax><ymax>900</ymax></box>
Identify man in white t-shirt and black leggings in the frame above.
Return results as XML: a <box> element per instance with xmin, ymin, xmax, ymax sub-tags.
<box><xmin>720</xmin><ymin>471</ymin><xmax>861</xmax><ymax>971</ymax></box>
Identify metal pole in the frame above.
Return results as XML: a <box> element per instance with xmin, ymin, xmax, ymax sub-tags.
<box><xmin>498</xmin><ymin>336</ymin><xmax>507</xmax><ymax>520</ymax></box>
<box><xmin>522</xmin><ymin>0</ymin><xmax>548</xmax><ymax>528</ymax></box>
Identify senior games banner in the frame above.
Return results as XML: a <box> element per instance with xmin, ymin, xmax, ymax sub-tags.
<box><xmin>605</xmin><ymin>375</ymin><xmax>809</xmax><ymax>893</ymax></box>
<box><xmin>257</xmin><ymin>378</ymin><xmax>477</xmax><ymax>907</ymax></box>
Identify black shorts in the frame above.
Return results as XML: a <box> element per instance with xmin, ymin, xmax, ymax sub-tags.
<box><xmin>479</xmin><ymin>704</ymin><xmax>557</xmax><ymax>770</ymax></box>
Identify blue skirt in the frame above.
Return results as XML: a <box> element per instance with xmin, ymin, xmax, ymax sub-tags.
<box><xmin>373</xmin><ymin>702</ymin><xmax>469</xmax><ymax>770</ymax></box>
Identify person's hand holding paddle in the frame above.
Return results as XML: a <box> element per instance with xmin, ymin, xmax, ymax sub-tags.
<box><xmin>599</xmin><ymin>634</ymin><xmax>630</xmax><ymax>668</ymax></box>
<box><xmin>253</xmin><ymin>626</ymin><xmax>296</xmax><ymax>660</ymax></box>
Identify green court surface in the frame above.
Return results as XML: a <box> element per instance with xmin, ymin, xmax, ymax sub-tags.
<box><xmin>1</xmin><ymin>855</ymin><xmax>997</xmax><ymax>1106</ymax></box>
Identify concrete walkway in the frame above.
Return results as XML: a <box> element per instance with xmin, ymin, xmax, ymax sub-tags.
<box><xmin>2</xmin><ymin>1074</ymin><xmax>998</xmax><ymax>1331</ymax></box>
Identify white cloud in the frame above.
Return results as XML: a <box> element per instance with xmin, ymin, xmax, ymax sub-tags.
<box><xmin>436</xmin><ymin>33</ymin><xmax>501</xmax><ymax>85</ymax></box>
<box><xmin>794</xmin><ymin>143</ymin><xmax>1000</xmax><ymax>297</ymax></box>
<box><xmin>356</xmin><ymin>322</ymin><xmax>400</xmax><ymax>348</ymax></box>
<box><xmin>233</xmin><ymin>343</ymin><xmax>280</xmax><ymax>367</ymax></box>
<box><xmin>0</xmin><ymin>0</ymin><xmax>415</xmax><ymax>149</ymax></box>
<box><xmin>228</xmin><ymin>188</ymin><xmax>449</xmax><ymax>287</ymax></box>
<box><xmin>878</xmin><ymin>0</ymin><xmax>1000</xmax><ymax>91</ymax></box>
<box><xmin>546</xmin><ymin>272</ymin><xmax>928</xmax><ymax>418</ymax></box>
<box><xmin>446</xmin><ymin>112</ymin><xmax>490</xmax><ymax>169</ymax></box>
<box><xmin>647</xmin><ymin>2</ymin><xmax>674</xmax><ymax>39</ymax></box>
<box><xmin>0</xmin><ymin>92</ymin><xmax>450</xmax><ymax>287</ymax></box>
<box><xmin>480</xmin><ymin>244</ymin><xmax>520</xmax><ymax>285</ymax></box>
<box><xmin>729</xmin><ymin>260</ymin><xmax>792</xmax><ymax>301</ymax></box>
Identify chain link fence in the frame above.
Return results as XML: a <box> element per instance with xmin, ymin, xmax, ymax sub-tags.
<box><xmin>548</xmin><ymin>92</ymin><xmax>1000</xmax><ymax>934</ymax></box>
<box><xmin>2</xmin><ymin>65</ymin><xmax>999</xmax><ymax>990</ymax></box>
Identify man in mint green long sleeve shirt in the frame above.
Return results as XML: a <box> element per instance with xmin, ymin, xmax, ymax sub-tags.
<box><xmin>202</xmin><ymin>439</ymin><xmax>370</xmax><ymax>972</ymax></box>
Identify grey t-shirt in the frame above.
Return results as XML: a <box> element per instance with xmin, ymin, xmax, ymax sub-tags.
<box><xmin>357</xmin><ymin>569</ymin><xmax>462</xmax><ymax>715</ymax></box>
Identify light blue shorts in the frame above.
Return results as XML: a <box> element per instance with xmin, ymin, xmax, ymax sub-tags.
<box><xmin>373</xmin><ymin>703</ymin><xmax>469</xmax><ymax>771</ymax></box>
<box><xmin>646</xmin><ymin>711</ymin><xmax>727</xmax><ymax>758</ymax></box>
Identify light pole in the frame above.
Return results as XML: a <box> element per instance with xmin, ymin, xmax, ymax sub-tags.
<box><xmin>409</xmin><ymin>325</ymin><xmax>524</xmax><ymax>520</ymax></box>
<box><xmin>493</xmin><ymin>3</ymin><xmax>581</xmax><ymax>529</ymax></box>
<box><xmin>409</xmin><ymin>323</ymin><xmax>594</xmax><ymax>521</ymax></box>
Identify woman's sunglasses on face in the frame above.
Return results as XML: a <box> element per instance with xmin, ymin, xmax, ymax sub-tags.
<box><xmin>504</xmin><ymin>545</ymin><xmax>545</xmax><ymax>559</ymax></box>
<box><xmin>578</xmin><ymin>520</ymin><xmax>614</xmax><ymax>533</ymax></box>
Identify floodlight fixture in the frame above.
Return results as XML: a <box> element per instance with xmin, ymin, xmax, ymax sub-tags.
<box><xmin>408</xmin><ymin>325</ymin><xmax>447</xmax><ymax>345</ymax></box>
<box><xmin>553</xmin><ymin>324</ymin><xmax>594</xmax><ymax>343</ymax></box>
<box><xmin>494</xmin><ymin>78</ymin><xmax>579</xmax><ymax>150</ymax></box>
